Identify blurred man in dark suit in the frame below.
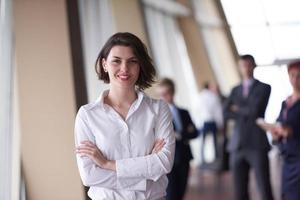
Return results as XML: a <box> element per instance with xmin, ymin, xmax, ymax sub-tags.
<box><xmin>158</xmin><ymin>78</ymin><xmax>198</xmax><ymax>200</ymax></box>
<box><xmin>224</xmin><ymin>55</ymin><xmax>273</xmax><ymax>200</ymax></box>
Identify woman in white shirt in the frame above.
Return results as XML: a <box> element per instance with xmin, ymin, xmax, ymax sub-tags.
<box><xmin>75</xmin><ymin>32</ymin><xmax>175</xmax><ymax>200</ymax></box>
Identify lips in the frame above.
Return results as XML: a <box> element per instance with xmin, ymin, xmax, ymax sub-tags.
<box><xmin>117</xmin><ymin>74</ymin><xmax>130</xmax><ymax>81</ymax></box>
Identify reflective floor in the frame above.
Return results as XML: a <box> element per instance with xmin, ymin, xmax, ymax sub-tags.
<box><xmin>184</xmin><ymin>159</ymin><xmax>281</xmax><ymax>200</ymax></box>
<box><xmin>183</xmin><ymin>143</ymin><xmax>283</xmax><ymax>200</ymax></box>
<box><xmin>184</xmin><ymin>168</ymin><xmax>234</xmax><ymax>200</ymax></box>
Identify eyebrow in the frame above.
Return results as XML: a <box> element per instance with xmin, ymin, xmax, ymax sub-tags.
<box><xmin>112</xmin><ymin>56</ymin><xmax>137</xmax><ymax>60</ymax></box>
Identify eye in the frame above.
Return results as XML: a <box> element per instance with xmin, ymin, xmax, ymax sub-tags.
<box><xmin>129</xmin><ymin>60</ymin><xmax>138</xmax><ymax>64</ymax></box>
<box><xmin>112</xmin><ymin>59</ymin><xmax>121</xmax><ymax>64</ymax></box>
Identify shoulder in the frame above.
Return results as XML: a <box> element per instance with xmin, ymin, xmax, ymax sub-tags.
<box><xmin>280</xmin><ymin>100</ymin><xmax>286</xmax><ymax>110</ymax></box>
<box><xmin>76</xmin><ymin>101</ymin><xmax>99</xmax><ymax>119</ymax></box>
<box><xmin>175</xmin><ymin>106</ymin><xmax>190</xmax><ymax>118</ymax></box>
<box><xmin>142</xmin><ymin>94</ymin><xmax>169</xmax><ymax>113</ymax></box>
<box><xmin>81</xmin><ymin>101</ymin><xmax>97</xmax><ymax>111</ymax></box>
<box><xmin>256</xmin><ymin>80</ymin><xmax>271</xmax><ymax>90</ymax></box>
<box><xmin>177</xmin><ymin>106</ymin><xmax>188</xmax><ymax>113</ymax></box>
<box><xmin>230</xmin><ymin>84</ymin><xmax>241</xmax><ymax>95</ymax></box>
<box><xmin>232</xmin><ymin>83</ymin><xmax>242</xmax><ymax>91</ymax></box>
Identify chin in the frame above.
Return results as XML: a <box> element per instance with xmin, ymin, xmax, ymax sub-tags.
<box><xmin>117</xmin><ymin>82</ymin><xmax>136</xmax><ymax>89</ymax></box>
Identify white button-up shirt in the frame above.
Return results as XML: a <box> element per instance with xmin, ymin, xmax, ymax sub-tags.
<box><xmin>74</xmin><ymin>90</ymin><xmax>175</xmax><ymax>200</ymax></box>
<box><xmin>196</xmin><ymin>89</ymin><xmax>224</xmax><ymax>129</ymax></box>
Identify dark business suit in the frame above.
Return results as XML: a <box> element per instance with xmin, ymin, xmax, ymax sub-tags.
<box><xmin>277</xmin><ymin>99</ymin><xmax>300</xmax><ymax>200</ymax></box>
<box><xmin>166</xmin><ymin>106</ymin><xmax>198</xmax><ymax>200</ymax></box>
<box><xmin>224</xmin><ymin>79</ymin><xmax>273</xmax><ymax>200</ymax></box>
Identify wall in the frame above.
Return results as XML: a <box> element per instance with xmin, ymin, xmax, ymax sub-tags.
<box><xmin>14</xmin><ymin>0</ymin><xmax>84</xmax><ymax>199</ymax></box>
<box><xmin>111</xmin><ymin>0</ymin><xmax>149</xmax><ymax>46</ymax></box>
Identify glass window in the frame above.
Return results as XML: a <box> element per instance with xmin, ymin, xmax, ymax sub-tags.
<box><xmin>221</xmin><ymin>0</ymin><xmax>299</xmax><ymax>122</ymax></box>
<box><xmin>271</xmin><ymin>25</ymin><xmax>300</xmax><ymax>59</ymax></box>
<box><xmin>78</xmin><ymin>0</ymin><xmax>114</xmax><ymax>101</ymax></box>
<box><xmin>254</xmin><ymin>66</ymin><xmax>291</xmax><ymax>122</ymax></box>
<box><xmin>262</xmin><ymin>0</ymin><xmax>300</xmax><ymax>24</ymax></box>
<box><xmin>221</xmin><ymin>0</ymin><xmax>266</xmax><ymax>25</ymax></box>
<box><xmin>230</xmin><ymin>26</ymin><xmax>275</xmax><ymax>65</ymax></box>
<box><xmin>221</xmin><ymin>0</ymin><xmax>300</xmax><ymax>64</ymax></box>
<box><xmin>0</xmin><ymin>0</ymin><xmax>14</xmax><ymax>199</ymax></box>
<box><xmin>143</xmin><ymin>2</ymin><xmax>199</xmax><ymax>109</ymax></box>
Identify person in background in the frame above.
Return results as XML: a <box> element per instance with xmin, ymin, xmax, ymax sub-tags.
<box><xmin>197</xmin><ymin>81</ymin><xmax>224</xmax><ymax>164</ymax></box>
<box><xmin>157</xmin><ymin>78</ymin><xmax>198</xmax><ymax>200</ymax></box>
<box><xmin>210</xmin><ymin>83</ymin><xmax>230</xmax><ymax>171</ymax></box>
<box><xmin>210</xmin><ymin>83</ymin><xmax>227</xmax><ymax>105</ymax></box>
<box><xmin>271</xmin><ymin>60</ymin><xmax>300</xmax><ymax>200</ymax></box>
<box><xmin>74</xmin><ymin>32</ymin><xmax>175</xmax><ymax>200</ymax></box>
<box><xmin>224</xmin><ymin>54</ymin><xmax>273</xmax><ymax>200</ymax></box>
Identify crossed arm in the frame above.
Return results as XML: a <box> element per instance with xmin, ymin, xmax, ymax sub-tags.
<box><xmin>74</xmin><ymin>102</ymin><xmax>175</xmax><ymax>191</ymax></box>
<box><xmin>224</xmin><ymin>85</ymin><xmax>271</xmax><ymax>120</ymax></box>
<box><xmin>76</xmin><ymin>140</ymin><xmax>166</xmax><ymax>171</ymax></box>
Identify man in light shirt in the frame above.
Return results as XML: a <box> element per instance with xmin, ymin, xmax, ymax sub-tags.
<box><xmin>197</xmin><ymin>82</ymin><xmax>224</xmax><ymax>164</ymax></box>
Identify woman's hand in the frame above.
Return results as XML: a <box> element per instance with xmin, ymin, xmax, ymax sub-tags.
<box><xmin>279</xmin><ymin>125</ymin><xmax>292</xmax><ymax>138</ymax></box>
<box><xmin>76</xmin><ymin>141</ymin><xmax>116</xmax><ymax>171</ymax></box>
<box><xmin>270</xmin><ymin>126</ymin><xmax>281</xmax><ymax>141</ymax></box>
<box><xmin>271</xmin><ymin>125</ymin><xmax>292</xmax><ymax>140</ymax></box>
<box><xmin>151</xmin><ymin>139</ymin><xmax>166</xmax><ymax>154</ymax></box>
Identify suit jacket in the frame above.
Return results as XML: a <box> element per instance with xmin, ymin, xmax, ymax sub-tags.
<box><xmin>277</xmin><ymin>99</ymin><xmax>300</xmax><ymax>158</ymax></box>
<box><xmin>173</xmin><ymin>107</ymin><xmax>198</xmax><ymax>164</ymax></box>
<box><xmin>224</xmin><ymin>79</ymin><xmax>271</xmax><ymax>152</ymax></box>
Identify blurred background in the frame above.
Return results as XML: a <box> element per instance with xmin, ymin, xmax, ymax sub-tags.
<box><xmin>1</xmin><ymin>0</ymin><xmax>299</xmax><ymax>199</ymax></box>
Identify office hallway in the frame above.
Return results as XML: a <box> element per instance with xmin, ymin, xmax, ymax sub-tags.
<box><xmin>184</xmin><ymin>156</ymin><xmax>281</xmax><ymax>200</ymax></box>
<box><xmin>184</xmin><ymin>168</ymin><xmax>234</xmax><ymax>200</ymax></box>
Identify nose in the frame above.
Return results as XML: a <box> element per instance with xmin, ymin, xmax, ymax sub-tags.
<box><xmin>120</xmin><ymin>62</ymin><xmax>129</xmax><ymax>72</ymax></box>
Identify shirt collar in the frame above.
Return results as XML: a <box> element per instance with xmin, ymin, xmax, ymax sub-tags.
<box><xmin>95</xmin><ymin>89</ymin><xmax>145</xmax><ymax>112</ymax></box>
<box><xmin>168</xmin><ymin>103</ymin><xmax>176</xmax><ymax>109</ymax></box>
<box><xmin>243</xmin><ymin>78</ymin><xmax>254</xmax><ymax>86</ymax></box>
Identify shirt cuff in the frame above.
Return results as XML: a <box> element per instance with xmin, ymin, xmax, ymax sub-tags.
<box><xmin>116</xmin><ymin>178</ymin><xmax>147</xmax><ymax>191</ymax></box>
<box><xmin>116</xmin><ymin>158</ymin><xmax>148</xmax><ymax>191</ymax></box>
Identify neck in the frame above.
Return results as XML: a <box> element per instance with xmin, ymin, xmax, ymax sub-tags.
<box><xmin>243</xmin><ymin>76</ymin><xmax>253</xmax><ymax>82</ymax></box>
<box><xmin>107</xmin><ymin>85</ymin><xmax>137</xmax><ymax>107</ymax></box>
<box><xmin>168</xmin><ymin>97</ymin><xmax>175</xmax><ymax>105</ymax></box>
<box><xmin>292</xmin><ymin>89</ymin><xmax>300</xmax><ymax>99</ymax></box>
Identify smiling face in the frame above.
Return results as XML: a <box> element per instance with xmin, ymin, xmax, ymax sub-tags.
<box><xmin>102</xmin><ymin>45</ymin><xmax>140</xmax><ymax>90</ymax></box>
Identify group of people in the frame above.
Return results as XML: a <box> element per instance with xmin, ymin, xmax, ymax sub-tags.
<box><xmin>74</xmin><ymin>32</ymin><xmax>300</xmax><ymax>200</ymax></box>
<box><xmin>225</xmin><ymin>55</ymin><xmax>300</xmax><ymax>200</ymax></box>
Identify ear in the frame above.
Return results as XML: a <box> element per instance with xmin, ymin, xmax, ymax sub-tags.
<box><xmin>102</xmin><ymin>58</ymin><xmax>107</xmax><ymax>72</ymax></box>
<box><xmin>102</xmin><ymin>58</ymin><xmax>106</xmax><ymax>67</ymax></box>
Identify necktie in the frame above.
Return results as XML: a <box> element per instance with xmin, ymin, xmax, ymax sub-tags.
<box><xmin>243</xmin><ymin>81</ymin><xmax>250</xmax><ymax>97</ymax></box>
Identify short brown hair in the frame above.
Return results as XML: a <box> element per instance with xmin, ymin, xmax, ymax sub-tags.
<box><xmin>288</xmin><ymin>60</ymin><xmax>300</xmax><ymax>72</ymax></box>
<box><xmin>95</xmin><ymin>32</ymin><xmax>156</xmax><ymax>90</ymax></box>
<box><xmin>159</xmin><ymin>78</ymin><xmax>175</xmax><ymax>94</ymax></box>
<box><xmin>239</xmin><ymin>54</ymin><xmax>256</xmax><ymax>68</ymax></box>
